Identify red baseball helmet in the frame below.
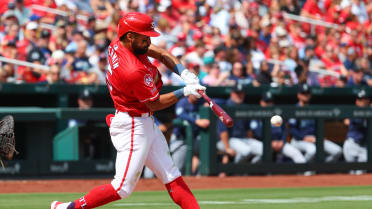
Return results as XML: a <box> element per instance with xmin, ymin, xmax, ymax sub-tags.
<box><xmin>117</xmin><ymin>12</ymin><xmax>160</xmax><ymax>38</ymax></box>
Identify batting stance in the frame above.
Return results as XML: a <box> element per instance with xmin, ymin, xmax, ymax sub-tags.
<box><xmin>51</xmin><ymin>12</ymin><xmax>205</xmax><ymax>209</ymax></box>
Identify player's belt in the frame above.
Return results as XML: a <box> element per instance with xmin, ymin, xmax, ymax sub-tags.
<box><xmin>116</xmin><ymin>110</ymin><xmax>153</xmax><ymax>117</ymax></box>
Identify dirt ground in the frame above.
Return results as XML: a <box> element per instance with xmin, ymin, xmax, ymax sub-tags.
<box><xmin>1</xmin><ymin>174</ymin><xmax>372</xmax><ymax>193</ymax></box>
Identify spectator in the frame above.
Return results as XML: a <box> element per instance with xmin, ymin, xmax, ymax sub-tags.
<box><xmin>93</xmin><ymin>54</ymin><xmax>107</xmax><ymax>84</ymax></box>
<box><xmin>255</xmin><ymin>60</ymin><xmax>272</xmax><ymax>85</ymax></box>
<box><xmin>0</xmin><ymin>63</ymin><xmax>15</xmax><ymax>83</ymax></box>
<box><xmin>228</xmin><ymin>61</ymin><xmax>253</xmax><ymax>86</ymax></box>
<box><xmin>202</xmin><ymin>63</ymin><xmax>228</xmax><ymax>86</ymax></box>
<box><xmin>70</xmin><ymin>40</ymin><xmax>98</xmax><ymax>84</ymax></box>
<box><xmin>68</xmin><ymin>89</ymin><xmax>99</xmax><ymax>160</ymax></box>
<box><xmin>49</xmin><ymin>20</ymin><xmax>69</xmax><ymax>52</ymax></box>
<box><xmin>289</xmin><ymin>84</ymin><xmax>342</xmax><ymax>162</ymax></box>
<box><xmin>250</xmin><ymin>91</ymin><xmax>306</xmax><ymax>164</ymax></box>
<box><xmin>347</xmin><ymin>67</ymin><xmax>368</xmax><ymax>87</ymax></box>
<box><xmin>280</xmin><ymin>0</ymin><xmax>301</xmax><ymax>15</ymax></box>
<box><xmin>23</xmin><ymin>47</ymin><xmax>46</xmax><ymax>82</ymax></box>
<box><xmin>343</xmin><ymin>89</ymin><xmax>368</xmax><ymax>174</ymax></box>
<box><xmin>42</xmin><ymin>64</ymin><xmax>61</xmax><ymax>84</ymax></box>
<box><xmin>216</xmin><ymin>84</ymin><xmax>263</xmax><ymax>168</ymax></box>
<box><xmin>24</xmin><ymin>21</ymin><xmax>38</xmax><ymax>47</ymax></box>
<box><xmin>37</xmin><ymin>29</ymin><xmax>52</xmax><ymax>60</ymax></box>
<box><xmin>14</xmin><ymin>0</ymin><xmax>31</xmax><ymax>25</ymax></box>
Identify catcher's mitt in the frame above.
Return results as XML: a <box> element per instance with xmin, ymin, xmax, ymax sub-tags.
<box><xmin>0</xmin><ymin>115</ymin><xmax>17</xmax><ymax>169</ymax></box>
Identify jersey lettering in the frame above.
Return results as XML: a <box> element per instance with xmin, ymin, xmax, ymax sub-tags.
<box><xmin>108</xmin><ymin>46</ymin><xmax>119</xmax><ymax>69</ymax></box>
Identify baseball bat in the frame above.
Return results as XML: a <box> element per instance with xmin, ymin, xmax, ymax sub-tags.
<box><xmin>198</xmin><ymin>90</ymin><xmax>234</xmax><ymax>128</ymax></box>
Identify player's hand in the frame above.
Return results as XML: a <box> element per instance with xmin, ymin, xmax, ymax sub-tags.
<box><xmin>181</xmin><ymin>69</ymin><xmax>200</xmax><ymax>85</ymax></box>
<box><xmin>195</xmin><ymin>119</ymin><xmax>210</xmax><ymax>128</ymax></box>
<box><xmin>303</xmin><ymin>135</ymin><xmax>316</xmax><ymax>143</ymax></box>
<box><xmin>184</xmin><ymin>84</ymin><xmax>206</xmax><ymax>98</ymax></box>
<box><xmin>225</xmin><ymin>147</ymin><xmax>236</xmax><ymax>157</ymax></box>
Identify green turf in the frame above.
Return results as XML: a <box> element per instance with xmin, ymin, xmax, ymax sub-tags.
<box><xmin>1</xmin><ymin>186</ymin><xmax>372</xmax><ymax>209</ymax></box>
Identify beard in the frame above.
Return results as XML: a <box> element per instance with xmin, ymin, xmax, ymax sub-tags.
<box><xmin>132</xmin><ymin>43</ymin><xmax>149</xmax><ymax>55</ymax></box>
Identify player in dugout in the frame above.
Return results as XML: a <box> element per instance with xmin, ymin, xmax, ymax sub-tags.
<box><xmin>51</xmin><ymin>12</ymin><xmax>205</xmax><ymax>209</ymax></box>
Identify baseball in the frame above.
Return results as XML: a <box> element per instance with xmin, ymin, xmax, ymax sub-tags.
<box><xmin>270</xmin><ymin>115</ymin><xmax>283</xmax><ymax>127</ymax></box>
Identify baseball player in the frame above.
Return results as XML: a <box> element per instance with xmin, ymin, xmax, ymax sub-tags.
<box><xmin>216</xmin><ymin>84</ymin><xmax>263</xmax><ymax>164</ymax></box>
<box><xmin>51</xmin><ymin>12</ymin><xmax>205</xmax><ymax>209</ymax></box>
<box><xmin>289</xmin><ymin>84</ymin><xmax>342</xmax><ymax>162</ymax></box>
<box><xmin>343</xmin><ymin>89</ymin><xmax>368</xmax><ymax>174</ymax></box>
<box><xmin>170</xmin><ymin>95</ymin><xmax>210</xmax><ymax>175</ymax></box>
<box><xmin>249</xmin><ymin>92</ymin><xmax>306</xmax><ymax>164</ymax></box>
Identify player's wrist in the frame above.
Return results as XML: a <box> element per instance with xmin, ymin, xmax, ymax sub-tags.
<box><xmin>173</xmin><ymin>88</ymin><xmax>184</xmax><ymax>99</ymax></box>
<box><xmin>173</xmin><ymin>64</ymin><xmax>186</xmax><ymax>75</ymax></box>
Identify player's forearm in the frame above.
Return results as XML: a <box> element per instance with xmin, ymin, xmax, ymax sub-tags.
<box><xmin>147</xmin><ymin>44</ymin><xmax>182</xmax><ymax>74</ymax></box>
<box><xmin>144</xmin><ymin>91</ymin><xmax>181</xmax><ymax>112</ymax></box>
<box><xmin>220</xmin><ymin>132</ymin><xmax>230</xmax><ymax>149</ymax></box>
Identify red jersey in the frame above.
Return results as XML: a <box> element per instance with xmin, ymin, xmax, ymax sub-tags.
<box><xmin>106</xmin><ymin>38</ymin><xmax>163</xmax><ymax>116</ymax></box>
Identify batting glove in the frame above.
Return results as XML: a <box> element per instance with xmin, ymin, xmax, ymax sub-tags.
<box><xmin>184</xmin><ymin>84</ymin><xmax>206</xmax><ymax>98</ymax></box>
<box><xmin>181</xmin><ymin>69</ymin><xmax>200</xmax><ymax>85</ymax></box>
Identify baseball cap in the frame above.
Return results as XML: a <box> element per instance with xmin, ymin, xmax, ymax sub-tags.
<box><xmin>79</xmin><ymin>89</ymin><xmax>93</xmax><ymax>100</ymax></box>
<box><xmin>298</xmin><ymin>83</ymin><xmax>311</xmax><ymax>94</ymax></box>
<box><xmin>275</xmin><ymin>26</ymin><xmax>287</xmax><ymax>37</ymax></box>
<box><xmin>356</xmin><ymin>89</ymin><xmax>368</xmax><ymax>99</ymax></box>
<box><xmin>2</xmin><ymin>10</ymin><xmax>19</xmax><ymax>22</ymax></box>
<box><xmin>262</xmin><ymin>91</ymin><xmax>273</xmax><ymax>102</ymax></box>
<box><xmin>26</xmin><ymin>21</ymin><xmax>38</xmax><ymax>30</ymax></box>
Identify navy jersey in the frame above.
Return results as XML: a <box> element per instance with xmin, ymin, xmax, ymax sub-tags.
<box><xmin>72</xmin><ymin>56</ymin><xmax>92</xmax><ymax>72</ymax></box>
<box><xmin>250</xmin><ymin>119</ymin><xmax>287</xmax><ymax>141</ymax></box>
<box><xmin>288</xmin><ymin>118</ymin><xmax>315</xmax><ymax>140</ymax></box>
<box><xmin>217</xmin><ymin>99</ymin><xmax>250</xmax><ymax>138</ymax></box>
<box><xmin>289</xmin><ymin>104</ymin><xmax>315</xmax><ymax>140</ymax></box>
<box><xmin>346</xmin><ymin>118</ymin><xmax>367</xmax><ymax>144</ymax></box>
<box><xmin>172</xmin><ymin>97</ymin><xmax>204</xmax><ymax>138</ymax></box>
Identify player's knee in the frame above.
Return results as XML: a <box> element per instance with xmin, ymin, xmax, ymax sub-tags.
<box><xmin>111</xmin><ymin>181</ymin><xmax>134</xmax><ymax>199</ymax></box>
<box><xmin>306</xmin><ymin>145</ymin><xmax>316</xmax><ymax>156</ymax></box>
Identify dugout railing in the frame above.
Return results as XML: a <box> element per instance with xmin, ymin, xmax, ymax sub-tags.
<box><xmin>0</xmin><ymin>105</ymin><xmax>371</xmax><ymax>177</ymax></box>
<box><xmin>198</xmin><ymin>105</ymin><xmax>372</xmax><ymax>176</ymax></box>
<box><xmin>0</xmin><ymin>83</ymin><xmax>369</xmax><ymax>107</ymax></box>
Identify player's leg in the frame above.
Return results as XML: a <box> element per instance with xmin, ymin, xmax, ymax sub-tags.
<box><xmin>324</xmin><ymin>139</ymin><xmax>342</xmax><ymax>162</ymax></box>
<box><xmin>245</xmin><ymin>138</ymin><xmax>263</xmax><ymax>163</ymax></box>
<box><xmin>357</xmin><ymin>145</ymin><xmax>367</xmax><ymax>163</ymax></box>
<box><xmin>282</xmin><ymin>143</ymin><xmax>306</xmax><ymax>163</ymax></box>
<box><xmin>229</xmin><ymin>137</ymin><xmax>252</xmax><ymax>163</ymax></box>
<box><xmin>169</xmin><ymin>134</ymin><xmax>187</xmax><ymax>173</ymax></box>
<box><xmin>145</xmin><ymin>123</ymin><xmax>200</xmax><ymax>209</ymax></box>
<box><xmin>290</xmin><ymin>139</ymin><xmax>316</xmax><ymax>162</ymax></box>
<box><xmin>51</xmin><ymin>114</ymin><xmax>154</xmax><ymax>209</ymax></box>
<box><xmin>343</xmin><ymin>138</ymin><xmax>359</xmax><ymax>162</ymax></box>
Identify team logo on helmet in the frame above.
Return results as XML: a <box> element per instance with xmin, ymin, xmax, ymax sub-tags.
<box><xmin>144</xmin><ymin>74</ymin><xmax>154</xmax><ymax>87</ymax></box>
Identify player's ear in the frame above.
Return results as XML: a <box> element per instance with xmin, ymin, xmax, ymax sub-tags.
<box><xmin>126</xmin><ymin>32</ymin><xmax>136</xmax><ymax>42</ymax></box>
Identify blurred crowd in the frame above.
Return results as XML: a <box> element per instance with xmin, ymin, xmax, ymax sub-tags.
<box><xmin>0</xmin><ymin>0</ymin><xmax>371</xmax><ymax>87</ymax></box>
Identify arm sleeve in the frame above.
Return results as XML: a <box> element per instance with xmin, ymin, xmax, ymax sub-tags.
<box><xmin>130</xmin><ymin>69</ymin><xmax>160</xmax><ymax>103</ymax></box>
<box><xmin>217</xmin><ymin>119</ymin><xmax>228</xmax><ymax>135</ymax></box>
<box><xmin>289</xmin><ymin>118</ymin><xmax>304</xmax><ymax>140</ymax></box>
<box><xmin>280</xmin><ymin>125</ymin><xmax>287</xmax><ymax>142</ymax></box>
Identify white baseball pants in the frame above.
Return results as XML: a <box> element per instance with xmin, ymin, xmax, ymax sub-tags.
<box><xmin>109</xmin><ymin>112</ymin><xmax>181</xmax><ymax>198</ymax></box>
